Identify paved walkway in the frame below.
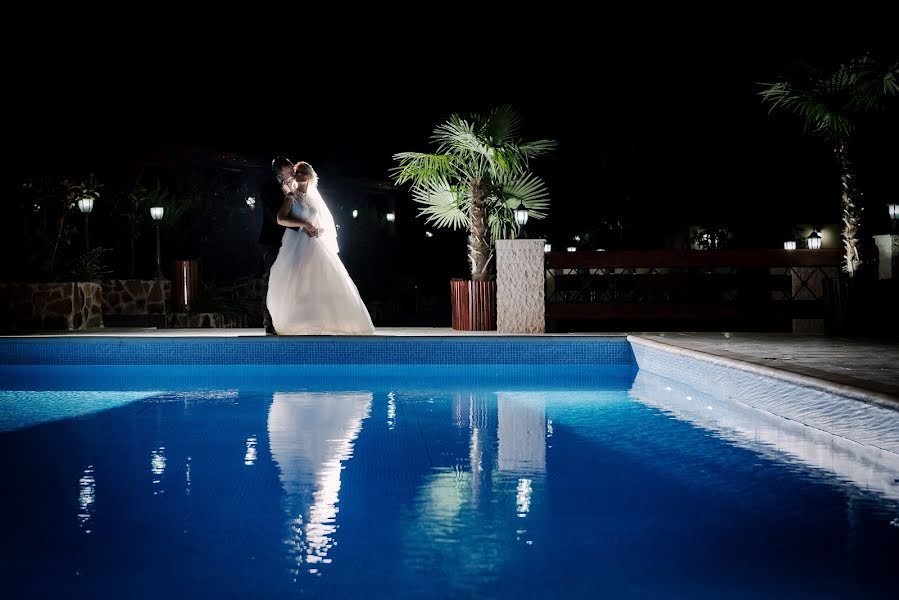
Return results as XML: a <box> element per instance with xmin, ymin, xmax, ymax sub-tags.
<box><xmin>631</xmin><ymin>333</ymin><xmax>899</xmax><ymax>401</ymax></box>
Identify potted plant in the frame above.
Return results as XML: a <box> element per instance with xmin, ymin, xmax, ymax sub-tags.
<box><xmin>392</xmin><ymin>106</ymin><xmax>555</xmax><ymax>330</ymax></box>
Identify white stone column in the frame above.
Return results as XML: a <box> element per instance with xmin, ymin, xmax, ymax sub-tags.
<box><xmin>496</xmin><ymin>239</ymin><xmax>545</xmax><ymax>334</ymax></box>
<box><xmin>873</xmin><ymin>234</ymin><xmax>899</xmax><ymax>280</ymax></box>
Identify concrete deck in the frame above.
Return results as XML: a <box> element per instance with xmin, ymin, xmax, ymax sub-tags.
<box><xmin>631</xmin><ymin>333</ymin><xmax>899</xmax><ymax>403</ymax></box>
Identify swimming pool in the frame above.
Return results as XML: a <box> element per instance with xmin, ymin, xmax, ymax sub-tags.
<box><xmin>0</xmin><ymin>337</ymin><xmax>897</xmax><ymax>598</ymax></box>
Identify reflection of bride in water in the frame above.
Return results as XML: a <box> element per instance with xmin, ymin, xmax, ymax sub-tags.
<box><xmin>267</xmin><ymin>391</ymin><xmax>372</xmax><ymax>573</ymax></box>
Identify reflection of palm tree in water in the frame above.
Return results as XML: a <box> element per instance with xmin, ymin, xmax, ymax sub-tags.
<box><xmin>267</xmin><ymin>392</ymin><xmax>372</xmax><ymax>574</ymax></box>
<box><xmin>404</xmin><ymin>393</ymin><xmax>547</xmax><ymax>588</ymax></box>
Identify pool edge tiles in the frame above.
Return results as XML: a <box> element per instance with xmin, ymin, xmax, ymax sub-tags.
<box><xmin>0</xmin><ymin>336</ymin><xmax>636</xmax><ymax>367</ymax></box>
<box><xmin>628</xmin><ymin>335</ymin><xmax>899</xmax><ymax>409</ymax></box>
<box><xmin>629</xmin><ymin>335</ymin><xmax>899</xmax><ymax>456</ymax></box>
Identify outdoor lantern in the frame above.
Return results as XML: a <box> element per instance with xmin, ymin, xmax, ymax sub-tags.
<box><xmin>806</xmin><ymin>230</ymin><xmax>822</xmax><ymax>250</ymax></box>
<box><xmin>889</xmin><ymin>203</ymin><xmax>899</xmax><ymax>220</ymax></box>
<box><xmin>514</xmin><ymin>201</ymin><xmax>529</xmax><ymax>226</ymax></box>
<box><xmin>77</xmin><ymin>197</ymin><xmax>94</xmax><ymax>214</ymax></box>
<box><xmin>77</xmin><ymin>197</ymin><xmax>94</xmax><ymax>249</ymax></box>
<box><xmin>386</xmin><ymin>212</ymin><xmax>395</xmax><ymax>222</ymax></box>
<box><xmin>544</xmin><ymin>243</ymin><xmax>552</xmax><ymax>253</ymax></box>
<box><xmin>150</xmin><ymin>207</ymin><xmax>164</xmax><ymax>279</ymax></box>
<box><xmin>246</xmin><ymin>196</ymin><xmax>256</xmax><ymax>208</ymax></box>
<box><xmin>352</xmin><ymin>209</ymin><xmax>358</xmax><ymax>218</ymax></box>
<box><xmin>567</xmin><ymin>247</ymin><xmax>577</xmax><ymax>252</ymax></box>
<box><xmin>784</xmin><ymin>241</ymin><xmax>797</xmax><ymax>250</ymax></box>
<box><xmin>425</xmin><ymin>231</ymin><xmax>434</xmax><ymax>238</ymax></box>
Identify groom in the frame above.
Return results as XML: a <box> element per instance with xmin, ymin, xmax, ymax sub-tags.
<box><xmin>258</xmin><ymin>156</ymin><xmax>296</xmax><ymax>334</ymax></box>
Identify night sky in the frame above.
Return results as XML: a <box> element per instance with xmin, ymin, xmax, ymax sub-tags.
<box><xmin>7</xmin><ymin>22</ymin><xmax>897</xmax><ymax>253</ymax></box>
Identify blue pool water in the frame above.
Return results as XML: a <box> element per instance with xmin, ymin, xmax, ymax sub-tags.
<box><xmin>1</xmin><ymin>361</ymin><xmax>898</xmax><ymax>598</ymax></box>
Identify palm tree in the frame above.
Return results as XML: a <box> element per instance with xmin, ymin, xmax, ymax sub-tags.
<box><xmin>759</xmin><ymin>54</ymin><xmax>898</xmax><ymax>277</ymax></box>
<box><xmin>392</xmin><ymin>106</ymin><xmax>556</xmax><ymax>281</ymax></box>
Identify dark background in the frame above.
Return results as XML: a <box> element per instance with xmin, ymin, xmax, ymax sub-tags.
<box><xmin>3</xmin><ymin>18</ymin><xmax>896</xmax><ymax>325</ymax></box>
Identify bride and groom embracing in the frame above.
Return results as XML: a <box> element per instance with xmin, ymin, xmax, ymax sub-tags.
<box><xmin>258</xmin><ymin>157</ymin><xmax>374</xmax><ymax>336</ymax></box>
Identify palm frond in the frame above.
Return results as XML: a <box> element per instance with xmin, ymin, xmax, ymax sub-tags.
<box><xmin>485</xmin><ymin>173</ymin><xmax>553</xmax><ymax>241</ymax></box>
<box><xmin>392</xmin><ymin>105</ymin><xmax>557</xmax><ymax>257</ymax></box>
<box><xmin>432</xmin><ymin>116</ymin><xmax>490</xmax><ymax>158</ymax></box>
<box><xmin>487</xmin><ymin>211</ymin><xmax>516</xmax><ymax>242</ymax></box>
<box><xmin>484</xmin><ymin>105</ymin><xmax>521</xmax><ymax>144</ymax></box>
<box><xmin>759</xmin><ymin>81</ymin><xmax>852</xmax><ymax>139</ymax></box>
<box><xmin>391</xmin><ymin>152</ymin><xmax>454</xmax><ymax>186</ymax></box>
<box><xmin>516</xmin><ymin>139</ymin><xmax>558</xmax><ymax>160</ymax></box>
<box><xmin>410</xmin><ymin>178</ymin><xmax>469</xmax><ymax>230</ymax></box>
<box><xmin>496</xmin><ymin>172</ymin><xmax>552</xmax><ymax>219</ymax></box>
<box><xmin>848</xmin><ymin>58</ymin><xmax>899</xmax><ymax>110</ymax></box>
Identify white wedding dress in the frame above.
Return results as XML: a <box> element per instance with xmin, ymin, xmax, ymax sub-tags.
<box><xmin>266</xmin><ymin>187</ymin><xmax>375</xmax><ymax>335</ymax></box>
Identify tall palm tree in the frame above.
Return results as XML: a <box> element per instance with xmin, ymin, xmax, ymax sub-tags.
<box><xmin>759</xmin><ymin>54</ymin><xmax>898</xmax><ymax>276</ymax></box>
<box><xmin>392</xmin><ymin>106</ymin><xmax>556</xmax><ymax>281</ymax></box>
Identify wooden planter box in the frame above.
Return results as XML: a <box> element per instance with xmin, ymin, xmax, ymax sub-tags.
<box><xmin>450</xmin><ymin>279</ymin><xmax>496</xmax><ymax>331</ymax></box>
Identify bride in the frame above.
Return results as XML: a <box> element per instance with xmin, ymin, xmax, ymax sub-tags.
<box><xmin>266</xmin><ymin>161</ymin><xmax>375</xmax><ymax>335</ymax></box>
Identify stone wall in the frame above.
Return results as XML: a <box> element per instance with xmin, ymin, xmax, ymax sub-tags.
<box><xmin>0</xmin><ymin>282</ymin><xmax>103</xmax><ymax>331</ymax></box>
<box><xmin>101</xmin><ymin>279</ymin><xmax>170</xmax><ymax>315</ymax></box>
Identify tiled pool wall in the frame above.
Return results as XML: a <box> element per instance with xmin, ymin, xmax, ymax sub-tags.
<box><xmin>2</xmin><ymin>335</ymin><xmax>895</xmax><ymax>456</ymax></box>
<box><xmin>0</xmin><ymin>336</ymin><xmax>636</xmax><ymax>366</ymax></box>
<box><xmin>629</xmin><ymin>336</ymin><xmax>899</xmax><ymax>455</ymax></box>
<box><xmin>629</xmin><ymin>367</ymin><xmax>899</xmax><ymax>501</ymax></box>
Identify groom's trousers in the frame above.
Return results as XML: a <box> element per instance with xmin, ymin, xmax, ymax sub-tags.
<box><xmin>261</xmin><ymin>244</ymin><xmax>280</xmax><ymax>332</ymax></box>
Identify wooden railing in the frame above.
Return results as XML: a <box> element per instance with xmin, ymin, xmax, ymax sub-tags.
<box><xmin>545</xmin><ymin>249</ymin><xmax>843</xmax><ymax>326</ymax></box>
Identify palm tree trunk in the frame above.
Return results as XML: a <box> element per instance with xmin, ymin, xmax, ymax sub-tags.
<box><xmin>468</xmin><ymin>178</ymin><xmax>492</xmax><ymax>281</ymax></box>
<box><xmin>835</xmin><ymin>142</ymin><xmax>862</xmax><ymax>277</ymax></box>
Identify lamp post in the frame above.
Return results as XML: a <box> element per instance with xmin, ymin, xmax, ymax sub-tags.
<box><xmin>77</xmin><ymin>197</ymin><xmax>94</xmax><ymax>249</ymax></box>
<box><xmin>806</xmin><ymin>229</ymin><xmax>822</xmax><ymax>250</ymax></box>
<box><xmin>514</xmin><ymin>201</ymin><xmax>529</xmax><ymax>238</ymax></box>
<box><xmin>150</xmin><ymin>206</ymin><xmax>164</xmax><ymax>279</ymax></box>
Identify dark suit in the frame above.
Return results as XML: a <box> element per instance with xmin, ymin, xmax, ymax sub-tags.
<box><xmin>258</xmin><ymin>177</ymin><xmax>286</xmax><ymax>331</ymax></box>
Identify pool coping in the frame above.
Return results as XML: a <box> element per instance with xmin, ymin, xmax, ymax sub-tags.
<box><xmin>628</xmin><ymin>334</ymin><xmax>899</xmax><ymax>410</ymax></box>
<box><xmin>2</xmin><ymin>331</ymin><xmax>896</xmax><ymax>409</ymax></box>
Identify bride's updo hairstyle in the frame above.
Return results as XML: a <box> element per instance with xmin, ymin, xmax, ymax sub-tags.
<box><xmin>294</xmin><ymin>162</ymin><xmax>319</xmax><ymax>187</ymax></box>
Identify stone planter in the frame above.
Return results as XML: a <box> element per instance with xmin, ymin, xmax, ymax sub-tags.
<box><xmin>0</xmin><ymin>282</ymin><xmax>103</xmax><ymax>331</ymax></box>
